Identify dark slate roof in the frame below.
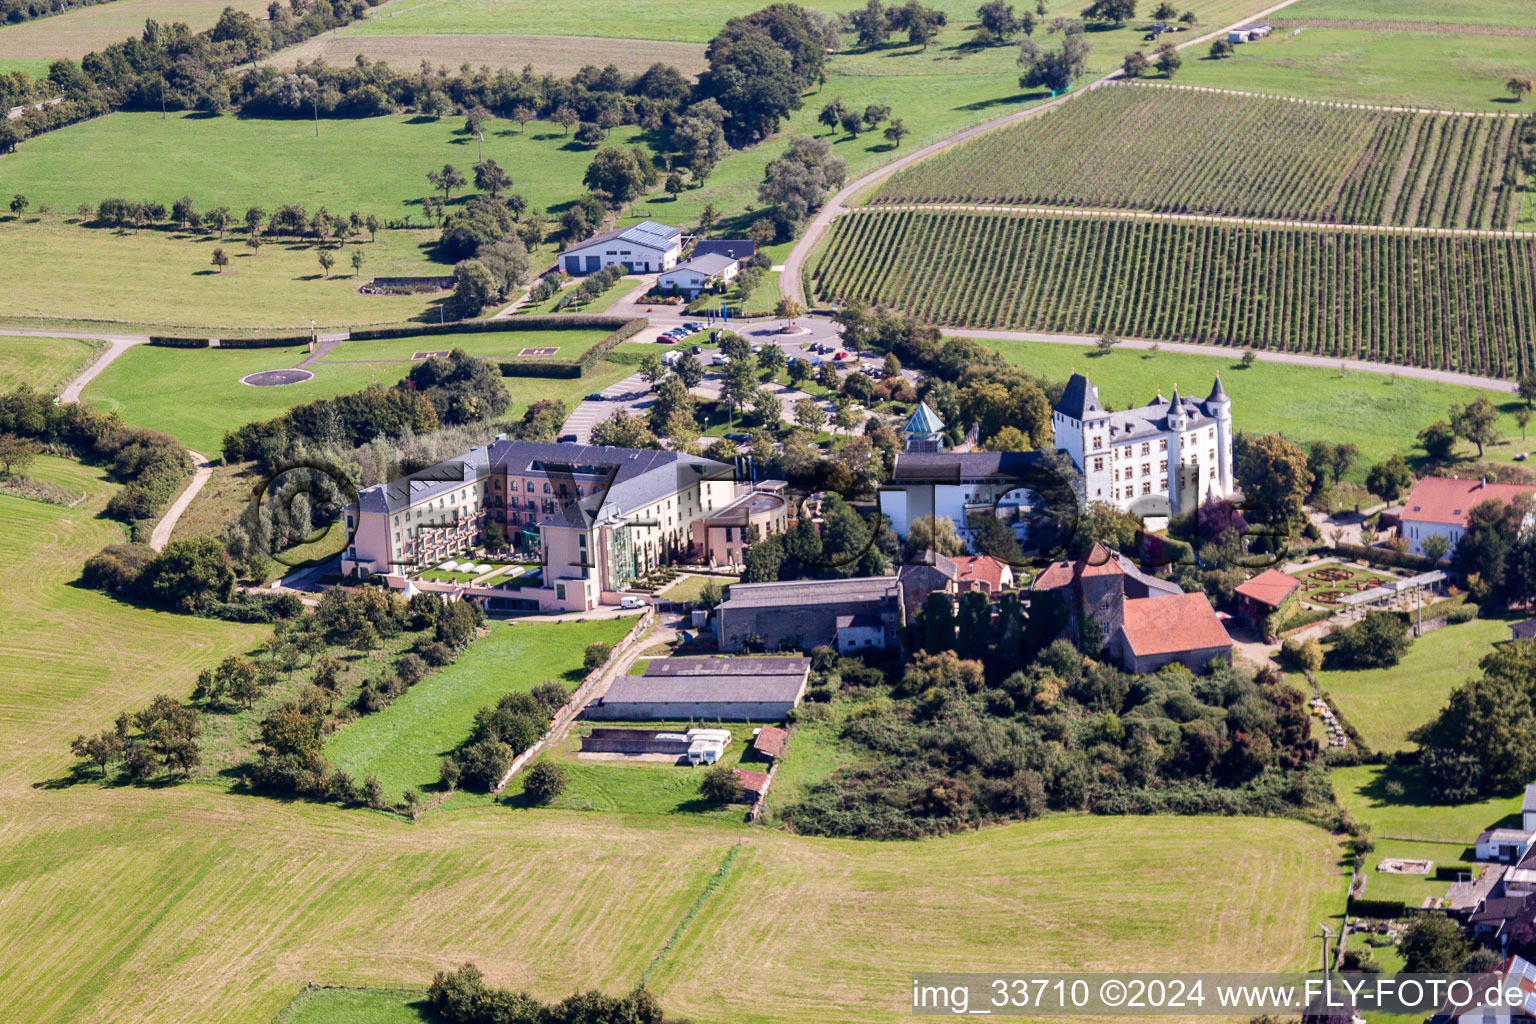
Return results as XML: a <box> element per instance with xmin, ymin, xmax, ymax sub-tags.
<box><xmin>664</xmin><ymin>253</ymin><xmax>737</xmax><ymax>277</ymax></box>
<box><xmin>835</xmin><ymin>612</ymin><xmax>885</xmax><ymax>630</ymax></box>
<box><xmin>1055</xmin><ymin>373</ymin><xmax>1103</xmax><ymax>418</ymax></box>
<box><xmin>692</xmin><ymin>239</ymin><xmax>756</xmax><ymax>261</ymax></box>
<box><xmin>1207</xmin><ymin>375</ymin><xmax>1230</xmax><ymax>403</ymax></box>
<box><xmin>558</xmin><ymin>219</ymin><xmax>680</xmax><ymax>256</ymax></box>
<box><xmin>355</xmin><ymin>440</ymin><xmax>731</xmax><ymax>519</ymax></box>
<box><xmin>646</xmin><ymin>656</ymin><xmax>810</xmax><ymax>677</ymax></box>
<box><xmin>718</xmin><ymin>576</ymin><xmax>900</xmax><ymax>610</ymax></box>
<box><xmin>603</xmin><ymin>669</ymin><xmax>807</xmax><ymax>705</ymax></box>
<box><xmin>888</xmin><ymin>451</ymin><xmax>1046</xmax><ymax>484</ymax></box>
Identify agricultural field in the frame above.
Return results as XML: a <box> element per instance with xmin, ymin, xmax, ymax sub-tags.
<box><xmin>1278</xmin><ymin>0</ymin><xmax>1536</xmax><ymax>30</ymax></box>
<box><xmin>274</xmin><ymin>32</ymin><xmax>711</xmax><ymax>77</ymax></box>
<box><xmin>316</xmin><ymin>328</ymin><xmax>615</xmax><ymax>364</ymax></box>
<box><xmin>872</xmin><ymin>82</ymin><xmax>1529</xmax><ymax>230</ymax></box>
<box><xmin>0</xmin><ymin>334</ymin><xmax>98</xmax><ymax>392</ymax></box>
<box><xmin>1169</xmin><ymin>28</ymin><xmax>1536</xmax><ymax>114</ymax></box>
<box><xmin>978</xmin><ymin>337</ymin><xmax>1536</xmax><ymax>476</ymax></box>
<box><xmin>0</xmin><ymin>0</ymin><xmax>270</xmax><ymax>62</ymax></box>
<box><xmin>325</xmin><ymin>617</ymin><xmax>634</xmax><ymax>804</ymax></box>
<box><xmin>80</xmin><ymin>334</ymin><xmax>636</xmax><ymax>454</ymax></box>
<box><xmin>1313</xmin><ymin>614</ymin><xmax>1515</xmax><ymax>754</ymax></box>
<box><xmin>814</xmin><ymin>209</ymin><xmax>1536</xmax><ymax>378</ymax></box>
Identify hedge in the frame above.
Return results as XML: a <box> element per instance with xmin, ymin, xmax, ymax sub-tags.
<box><xmin>148</xmin><ymin>336</ymin><xmax>209</xmax><ymax>348</ymax></box>
<box><xmin>1347</xmin><ymin>897</ymin><xmax>1409</xmax><ymax>919</ymax></box>
<box><xmin>498</xmin><ymin>316</ymin><xmax>646</xmax><ymax>378</ymax></box>
<box><xmin>216</xmin><ymin>334</ymin><xmax>311</xmax><ymax>349</ymax></box>
<box><xmin>349</xmin><ymin>315</ymin><xmax>636</xmax><ymax>341</ymax></box>
<box><xmin>1333</xmin><ymin>542</ymin><xmax>1441</xmax><ymax>574</ymax></box>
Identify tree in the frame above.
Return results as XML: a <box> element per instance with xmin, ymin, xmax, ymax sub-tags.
<box><xmin>205</xmin><ymin>206</ymin><xmax>231</xmax><ymax>237</ymax></box>
<box><xmin>1154</xmin><ymin>41</ymin><xmax>1182</xmax><ymax>77</ymax></box>
<box><xmin>923</xmin><ymin>591</ymin><xmax>956</xmax><ymax>653</ymax></box>
<box><xmin>818</xmin><ymin>96</ymin><xmax>849</xmax><ymax>133</ymax></box>
<box><xmin>590</xmin><ymin>409</ymin><xmax>659</xmax><ymax>449</ymax></box>
<box><xmin>1418</xmin><ymin>419</ymin><xmax>1457</xmax><ymax>461</ymax></box>
<box><xmin>905</xmin><ymin>514</ymin><xmax>965</xmax><ymax>559</ymax></box>
<box><xmin>1518</xmin><ymin>407</ymin><xmax>1532</xmax><ymax>440</ymax></box>
<box><xmin>211</xmin><ymin>247</ymin><xmax>229</xmax><ymax>273</ymax></box>
<box><xmin>1329</xmin><ymin>610</ymin><xmax>1409</xmax><ymax>669</ymax></box>
<box><xmin>956</xmin><ymin>590</ymin><xmax>991</xmax><ymax>659</ymax></box>
<box><xmin>1122</xmin><ymin>50</ymin><xmax>1150</xmax><ymax>76</ymax></box>
<box><xmin>883</xmin><ymin>118</ymin><xmax>910</xmax><ymax>146</ymax></box>
<box><xmin>1081</xmin><ymin>0</ymin><xmax>1135</xmax><ymax>25</ymax></box>
<box><xmin>1421</xmin><ymin>533</ymin><xmax>1451</xmax><ymax>563</ymax></box>
<box><xmin>0</xmin><ymin>434</ymin><xmax>38</xmax><ymax>476</ymax></box>
<box><xmin>1152</xmin><ymin>1</ymin><xmax>1176</xmax><ymax>16</ymax></box>
<box><xmin>317</xmin><ymin>249</ymin><xmax>335</xmax><ymax>277</ymax></box>
<box><xmin>583</xmin><ymin>147</ymin><xmax>648</xmax><ymax>204</ymax></box>
<box><xmin>473</xmin><ymin>158</ymin><xmax>512</xmax><ymax>198</ymax></box>
<box><xmin>1236</xmin><ymin>433</ymin><xmax>1310</xmax><ymax>530</ymax></box>
<box><xmin>1364</xmin><ymin>454</ymin><xmax>1414</xmax><ymax>502</ymax></box>
<box><xmin>70</xmin><ymin>729</ymin><xmax>123</xmax><ymax>778</ymax></box>
<box><xmin>427</xmin><ymin>163</ymin><xmax>466</xmax><ymax>203</ymax></box>
<box><xmin>1095</xmin><ymin>331</ymin><xmax>1118</xmax><ymax>354</ymax></box>
<box><xmin>554</xmin><ymin>105</ymin><xmax>577</xmax><ymax>134</ymax></box>
<box><xmin>978</xmin><ymin>0</ymin><xmax>1021</xmax><ymax>38</ymax></box>
<box><xmin>664</xmin><ymin>171</ymin><xmax>685</xmax><ymax>200</ymax></box>
<box><xmin>522</xmin><ymin>761</ymin><xmax>567</xmax><ymax>804</ymax></box>
<box><xmin>9</xmin><ymin>193</ymin><xmax>28</xmax><ymax>217</ymax></box>
<box><xmin>699</xmin><ymin>763</ymin><xmax>744</xmax><ymax>805</ymax></box>
<box><xmin>839</xmin><ymin>109</ymin><xmax>862</xmax><ymax>137</ymax></box>
<box><xmin>851</xmin><ymin>0</ymin><xmax>889</xmax><ymax>47</ymax></box>
<box><xmin>246</xmin><ymin>230</ymin><xmax>264</xmax><ymax>257</ymax></box>
<box><xmin>793</xmin><ymin>397</ymin><xmax>826</xmax><ymax>431</ymax></box>
<box><xmin>350</xmin><ymin>249</ymin><xmax>365</xmax><ymax>277</ymax></box>
<box><xmin>862</xmin><ymin>103</ymin><xmax>891</xmax><ymax>131</ymax></box>
<box><xmin>365</xmin><ymin>213</ymin><xmax>381</xmax><ymax>241</ymax></box>
<box><xmin>1451</xmin><ymin>397</ymin><xmax>1500</xmax><ymax>458</ymax></box>
<box><xmin>574</xmin><ymin>121</ymin><xmax>606</xmax><ymax>147</ymax></box>
<box><xmin>511</xmin><ymin>104</ymin><xmax>535</xmax><ymax>132</ymax></box>
<box><xmin>1209</xmin><ymin>38</ymin><xmax>1234</xmax><ymax>58</ymax></box>
<box><xmin>1397</xmin><ymin>915</ymin><xmax>1470</xmax><ymax>973</ymax></box>
<box><xmin>1508</xmin><ymin>75</ymin><xmax>1534</xmax><ymax>103</ymax></box>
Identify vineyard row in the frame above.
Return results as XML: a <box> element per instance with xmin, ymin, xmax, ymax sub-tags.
<box><xmin>813</xmin><ymin>209</ymin><xmax>1536</xmax><ymax>379</ymax></box>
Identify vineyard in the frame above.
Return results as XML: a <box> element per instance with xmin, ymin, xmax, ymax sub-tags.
<box><xmin>870</xmin><ymin>84</ymin><xmax>1530</xmax><ymax>231</ymax></box>
<box><xmin>812</xmin><ymin>209</ymin><xmax>1536</xmax><ymax>378</ymax></box>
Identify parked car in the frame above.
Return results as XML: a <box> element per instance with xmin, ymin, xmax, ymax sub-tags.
<box><xmin>585</xmin><ymin>392</ymin><xmax>605</xmax><ymax>401</ymax></box>
<box><xmin>620</xmin><ymin>595</ymin><xmax>648</xmax><ymax>609</ymax></box>
<box><xmin>834</xmin><ymin>351</ymin><xmax>848</xmax><ymax>360</ymax></box>
<box><xmin>712</xmin><ymin>354</ymin><xmax>727</xmax><ymax>365</ymax></box>
<box><xmin>724</xmin><ymin>433</ymin><xmax>750</xmax><ymax>442</ymax></box>
<box><xmin>692</xmin><ymin>345</ymin><xmax>703</xmax><ymax>354</ymax></box>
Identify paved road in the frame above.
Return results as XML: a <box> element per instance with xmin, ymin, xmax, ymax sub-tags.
<box><xmin>780</xmin><ymin>0</ymin><xmax>1306</xmax><ymax>305</ymax></box>
<box><xmin>149</xmin><ymin>450</ymin><xmax>213</xmax><ymax>551</ymax></box>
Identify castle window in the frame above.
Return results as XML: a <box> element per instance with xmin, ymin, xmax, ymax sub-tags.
<box><xmin>1142</xmin><ymin>482</ymin><xmax>1152</xmax><ymax>495</ymax></box>
<box><xmin>1159</xmin><ymin>439</ymin><xmax>1167</xmax><ymax>451</ymax></box>
<box><xmin>1092</xmin><ymin>436</ymin><xmax>1103</xmax><ymax>451</ymax></box>
<box><xmin>1093</xmin><ymin>458</ymin><xmax>1104</xmax><ymax>471</ymax></box>
<box><xmin>1160</xmin><ymin>460</ymin><xmax>1168</xmax><ymax>473</ymax></box>
<box><xmin>1140</xmin><ymin>443</ymin><xmax>1150</xmax><ymax>456</ymax></box>
<box><xmin>1209</xmin><ymin>449</ymin><xmax>1216</xmax><ymax>461</ymax></box>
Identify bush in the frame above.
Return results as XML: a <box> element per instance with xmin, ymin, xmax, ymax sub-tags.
<box><xmin>1329</xmin><ymin>611</ymin><xmax>1409</xmax><ymax>669</ymax></box>
<box><xmin>420</xmin><ymin>640</ymin><xmax>455</xmax><ymax>667</ymax></box>
<box><xmin>583</xmin><ymin>642</ymin><xmax>614</xmax><ymax>672</ymax></box>
<box><xmin>522</xmin><ymin>761</ymin><xmax>567</xmax><ymax>804</ymax></box>
<box><xmin>455</xmin><ymin>737</ymin><xmax>514</xmax><ymax>791</ymax></box>
<box><xmin>699</xmin><ymin>763</ymin><xmax>745</xmax><ymax>806</ymax></box>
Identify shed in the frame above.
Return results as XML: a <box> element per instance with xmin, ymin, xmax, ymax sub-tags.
<box><xmin>586</xmin><ymin>656</ymin><xmax>811</xmax><ymax>721</ymax></box>
<box><xmin>752</xmin><ymin>725</ymin><xmax>789</xmax><ymax>760</ymax></box>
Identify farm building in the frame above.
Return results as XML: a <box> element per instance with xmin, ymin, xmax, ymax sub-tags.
<box><xmin>1398</xmin><ymin>476</ymin><xmax>1536</xmax><ymax>557</ymax></box>
<box><xmin>1109</xmin><ymin>592</ymin><xmax>1233</xmax><ymax>674</ymax></box>
<box><xmin>1234</xmin><ymin>568</ymin><xmax>1301</xmax><ymax>630</ymax></box>
<box><xmin>713</xmin><ymin>577</ymin><xmax>904</xmax><ymax>653</ymax></box>
<box><xmin>585</xmin><ymin>656</ymin><xmax>811</xmax><ymax>721</ymax></box>
<box><xmin>1228</xmin><ymin>23</ymin><xmax>1271</xmax><ymax>42</ymax></box>
<box><xmin>1031</xmin><ymin>542</ymin><xmax>1182</xmax><ymax>643</ymax></box>
<box><xmin>579</xmin><ymin>728</ymin><xmax>692</xmax><ymax>756</ymax></box>
<box><xmin>752</xmin><ymin>725</ymin><xmax>789</xmax><ymax>760</ymax></box>
<box><xmin>558</xmin><ymin>220</ymin><xmax>681</xmax><ymax>275</ymax></box>
<box><xmin>735</xmin><ymin>768</ymin><xmax>771</xmax><ymax>803</ymax></box>
<box><xmin>692</xmin><ymin>239</ymin><xmax>756</xmax><ymax>262</ymax></box>
<box><xmin>657</xmin><ymin>253</ymin><xmax>738</xmax><ymax>297</ymax></box>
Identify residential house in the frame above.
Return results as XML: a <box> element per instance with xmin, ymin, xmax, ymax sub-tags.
<box><xmin>877</xmin><ymin>450</ymin><xmax>1045</xmax><ymax>546</ymax></box>
<box><xmin>1479</xmin><ymin>829</ymin><xmax>1536</xmax><ymax>864</ymax></box>
<box><xmin>1434</xmin><ymin>955</ymin><xmax>1536</xmax><ymax>1023</ymax></box>
<box><xmin>1234</xmin><ymin>568</ymin><xmax>1301</xmax><ymax>631</ymax></box>
<box><xmin>1053</xmin><ymin>373</ymin><xmax>1235</xmax><ymax>515</ymax></box>
<box><xmin>341</xmin><ymin>439</ymin><xmax>737</xmax><ymax>612</ymax></box>
<box><xmin>1030</xmin><ymin>542</ymin><xmax>1182</xmax><ymax>643</ymax></box>
<box><xmin>585</xmin><ymin>656</ymin><xmax>811</xmax><ymax>720</ymax></box>
<box><xmin>1109</xmin><ymin>591</ymin><xmax>1233</xmax><ymax>674</ymax></box>
<box><xmin>834</xmin><ymin>612</ymin><xmax>887</xmax><ymax>653</ymax></box>
<box><xmin>714</xmin><ymin>576</ymin><xmax>904</xmax><ymax>653</ymax></box>
<box><xmin>1398</xmin><ymin>476</ymin><xmax>1536</xmax><ymax>557</ymax></box>
<box><xmin>898</xmin><ymin>550</ymin><xmax>1013</xmax><ymax>617</ymax></box>
<box><xmin>692</xmin><ymin>239</ymin><xmax>756</xmax><ymax>262</ymax></box>
<box><xmin>558</xmin><ymin>220</ymin><xmax>681</xmax><ymax>275</ymax></box>
<box><xmin>657</xmin><ymin>253</ymin><xmax>738</xmax><ymax>298</ymax></box>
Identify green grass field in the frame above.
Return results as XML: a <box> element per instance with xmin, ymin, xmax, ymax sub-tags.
<box><xmin>0</xmin><ymin>0</ymin><xmax>270</xmax><ymax>61</ymax></box>
<box><xmin>512</xmin><ymin>278</ymin><xmax>641</xmax><ymax>317</ymax></box>
<box><xmin>1281</xmin><ymin>0</ymin><xmax>1536</xmax><ymax>28</ymax></box>
<box><xmin>1314</xmin><ymin>615</ymin><xmax>1515</xmax><ymax>753</ymax></box>
<box><xmin>274</xmin><ymin>987</ymin><xmax>430</xmax><ymax>1024</ymax></box>
<box><xmin>1171</xmin><ymin>28</ymin><xmax>1536</xmax><ymax>112</ymax></box>
<box><xmin>0</xmin><ymin>217</ymin><xmax>438</xmax><ymax>328</ymax></box>
<box><xmin>1359</xmin><ymin>838</ymin><xmax>1472</xmax><ymax>906</ymax></box>
<box><xmin>325</xmin><ymin>617</ymin><xmax>635</xmax><ymax>803</ymax></box>
<box><xmin>1333</xmin><ymin>764</ymin><xmax>1522</xmax><ymax>842</ymax></box>
<box><xmin>80</xmin><ymin>337</ymin><xmax>635</xmax><ymax>454</ymax></box>
<box><xmin>319</xmin><ymin>328</ymin><xmax>613</xmax><ymax>364</ymax></box>
<box><xmin>981</xmin><ymin>339</ymin><xmax>1536</xmax><ymax>480</ymax></box>
<box><xmin>0</xmin><ymin>334</ymin><xmax>99</xmax><ymax>392</ymax></box>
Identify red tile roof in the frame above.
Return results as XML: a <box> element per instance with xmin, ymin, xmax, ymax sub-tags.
<box><xmin>1401</xmin><ymin>476</ymin><xmax>1535</xmax><ymax>528</ymax></box>
<box><xmin>951</xmin><ymin>554</ymin><xmax>1009</xmax><ymax>591</ymax></box>
<box><xmin>1118</xmin><ymin>593</ymin><xmax>1231</xmax><ymax>658</ymax></box>
<box><xmin>753</xmin><ymin>726</ymin><xmax>789</xmax><ymax>758</ymax></box>
<box><xmin>734</xmin><ymin>768</ymin><xmax>770</xmax><ymax>796</ymax></box>
<box><xmin>1031</xmin><ymin>543</ymin><xmax>1121</xmax><ymax>590</ymax></box>
<box><xmin>1234</xmin><ymin>568</ymin><xmax>1301</xmax><ymax>608</ymax></box>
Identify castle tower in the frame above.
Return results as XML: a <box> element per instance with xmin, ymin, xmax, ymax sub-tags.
<box><xmin>1206</xmin><ymin>376</ymin><xmax>1234</xmax><ymax>497</ymax></box>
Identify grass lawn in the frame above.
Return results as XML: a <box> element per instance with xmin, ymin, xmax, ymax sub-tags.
<box><xmin>512</xmin><ymin>278</ymin><xmax>641</xmax><ymax>317</ymax></box>
<box><xmin>273</xmin><ymin>987</ymin><xmax>430</xmax><ymax>1024</ymax></box>
<box><xmin>0</xmin><ymin>112</ymin><xmax>652</xmax><ymax>224</ymax></box>
<box><xmin>0</xmin><ymin>217</ymin><xmax>438</xmax><ymax>329</ymax></box>
<box><xmin>1169</xmin><ymin>28</ymin><xmax>1536</xmax><ymax>112</ymax></box>
<box><xmin>0</xmin><ymin>0</ymin><xmax>269</xmax><ymax>61</ymax></box>
<box><xmin>1333</xmin><ymin>763</ymin><xmax>1523</xmax><ymax>843</ymax></box>
<box><xmin>0</xmin><ymin>56</ymin><xmax>52</xmax><ymax>77</ymax></box>
<box><xmin>81</xmin><ymin>340</ymin><xmax>637</xmax><ymax>454</ymax></box>
<box><xmin>274</xmin><ymin>32</ymin><xmax>710</xmax><ymax>77</ymax></box>
<box><xmin>980</xmin><ymin>338</ymin><xmax>1536</xmax><ymax>481</ymax></box>
<box><xmin>509</xmin><ymin>720</ymin><xmax>762</xmax><ymax>818</ymax></box>
<box><xmin>319</xmin><ymin>328</ymin><xmax>614</xmax><ymax>364</ymax></box>
<box><xmin>325</xmin><ymin>617</ymin><xmax>634</xmax><ymax>803</ymax></box>
<box><xmin>1358</xmin><ymin>838</ymin><xmax>1473</xmax><ymax>907</ymax></box>
<box><xmin>1315</xmin><ymin>614</ymin><xmax>1514</xmax><ymax>753</ymax></box>
<box><xmin>659</xmin><ymin>574</ymin><xmax>736</xmax><ymax>603</ymax></box>
<box><xmin>758</xmin><ymin>703</ymin><xmax>865</xmax><ymax>824</ymax></box>
<box><xmin>0</xmin><ymin>334</ymin><xmax>99</xmax><ymax>392</ymax></box>
<box><xmin>1281</xmin><ymin>0</ymin><xmax>1536</xmax><ymax>28</ymax></box>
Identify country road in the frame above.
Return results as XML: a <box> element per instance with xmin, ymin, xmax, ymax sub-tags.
<box><xmin>779</xmin><ymin>0</ymin><xmax>1306</xmax><ymax>305</ymax></box>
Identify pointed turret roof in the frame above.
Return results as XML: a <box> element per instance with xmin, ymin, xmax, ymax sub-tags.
<box><xmin>1207</xmin><ymin>375</ymin><xmax>1230</xmax><ymax>404</ymax></box>
<box><xmin>905</xmin><ymin>401</ymin><xmax>944</xmax><ymax>437</ymax></box>
<box><xmin>1056</xmin><ymin>373</ymin><xmax>1103</xmax><ymax>418</ymax></box>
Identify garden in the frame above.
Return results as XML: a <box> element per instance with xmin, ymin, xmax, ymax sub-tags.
<box><xmin>1290</xmin><ymin>563</ymin><xmax>1398</xmax><ymax>606</ymax></box>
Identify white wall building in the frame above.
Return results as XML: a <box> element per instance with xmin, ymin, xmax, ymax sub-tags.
<box><xmin>877</xmin><ymin>451</ymin><xmax>1044</xmax><ymax>544</ymax></box>
<box><xmin>657</xmin><ymin>253</ymin><xmax>738</xmax><ymax>297</ymax></box>
<box><xmin>1052</xmin><ymin>373</ymin><xmax>1235</xmax><ymax>516</ymax></box>
<box><xmin>558</xmin><ymin>220</ymin><xmax>681</xmax><ymax>275</ymax></box>
<box><xmin>1398</xmin><ymin>476</ymin><xmax>1536</xmax><ymax>557</ymax></box>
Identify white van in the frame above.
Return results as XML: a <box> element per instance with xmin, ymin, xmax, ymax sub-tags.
<box><xmin>620</xmin><ymin>595</ymin><xmax>647</xmax><ymax>609</ymax></box>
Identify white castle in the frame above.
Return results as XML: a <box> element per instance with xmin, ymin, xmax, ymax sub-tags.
<box><xmin>1052</xmin><ymin>373</ymin><xmax>1235</xmax><ymax>515</ymax></box>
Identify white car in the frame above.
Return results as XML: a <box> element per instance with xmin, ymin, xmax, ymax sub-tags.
<box><xmin>620</xmin><ymin>595</ymin><xmax>648</xmax><ymax>609</ymax></box>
